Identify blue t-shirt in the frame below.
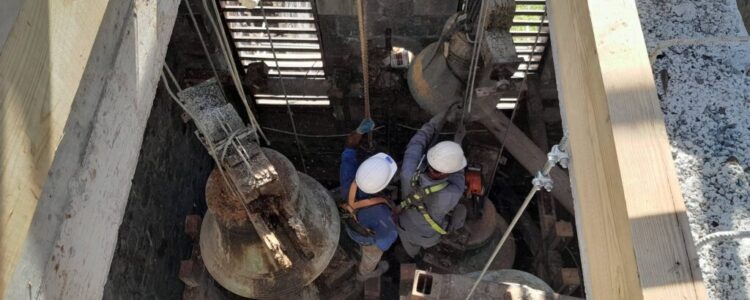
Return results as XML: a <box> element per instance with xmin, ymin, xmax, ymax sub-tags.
<box><xmin>340</xmin><ymin>148</ymin><xmax>398</xmax><ymax>251</ymax></box>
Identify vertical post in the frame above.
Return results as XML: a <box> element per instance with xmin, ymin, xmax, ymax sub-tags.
<box><xmin>548</xmin><ymin>0</ymin><xmax>706</xmax><ymax>299</ymax></box>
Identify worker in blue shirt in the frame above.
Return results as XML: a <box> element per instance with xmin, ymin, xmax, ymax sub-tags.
<box><xmin>339</xmin><ymin>118</ymin><xmax>399</xmax><ymax>281</ymax></box>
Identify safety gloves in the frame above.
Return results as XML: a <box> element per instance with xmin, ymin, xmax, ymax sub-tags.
<box><xmin>356</xmin><ymin>118</ymin><xmax>375</xmax><ymax>134</ymax></box>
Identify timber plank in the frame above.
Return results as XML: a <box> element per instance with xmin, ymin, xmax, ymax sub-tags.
<box><xmin>548</xmin><ymin>0</ymin><xmax>706</xmax><ymax>299</ymax></box>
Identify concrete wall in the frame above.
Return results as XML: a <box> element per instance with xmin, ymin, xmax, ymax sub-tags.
<box><xmin>316</xmin><ymin>0</ymin><xmax>458</xmax><ymax>77</ymax></box>
<box><xmin>636</xmin><ymin>0</ymin><xmax>750</xmax><ymax>298</ymax></box>
<box><xmin>5</xmin><ymin>0</ymin><xmax>180</xmax><ymax>298</ymax></box>
<box><xmin>0</xmin><ymin>0</ymin><xmax>23</xmax><ymax>49</ymax></box>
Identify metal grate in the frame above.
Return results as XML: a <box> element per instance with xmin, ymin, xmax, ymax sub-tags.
<box><xmin>220</xmin><ymin>0</ymin><xmax>329</xmax><ymax>105</ymax></box>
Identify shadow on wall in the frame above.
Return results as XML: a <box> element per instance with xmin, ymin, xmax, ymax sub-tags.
<box><xmin>0</xmin><ymin>0</ymin><xmax>51</xmax><ymax>295</ymax></box>
<box><xmin>738</xmin><ymin>0</ymin><xmax>750</xmax><ymax>33</ymax></box>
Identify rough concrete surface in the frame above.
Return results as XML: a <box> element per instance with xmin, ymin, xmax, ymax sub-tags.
<box><xmin>5</xmin><ymin>1</ymin><xmax>180</xmax><ymax>298</ymax></box>
<box><xmin>636</xmin><ymin>0</ymin><xmax>750</xmax><ymax>299</ymax></box>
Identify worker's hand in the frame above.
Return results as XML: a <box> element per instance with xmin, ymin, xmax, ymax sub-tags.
<box><xmin>445</xmin><ymin>103</ymin><xmax>463</xmax><ymax>123</ymax></box>
<box><xmin>356</xmin><ymin>118</ymin><xmax>375</xmax><ymax>134</ymax></box>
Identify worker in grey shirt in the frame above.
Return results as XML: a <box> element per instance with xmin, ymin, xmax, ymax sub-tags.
<box><xmin>397</xmin><ymin>108</ymin><xmax>468</xmax><ymax>257</ymax></box>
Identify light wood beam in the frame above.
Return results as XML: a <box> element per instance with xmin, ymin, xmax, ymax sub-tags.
<box><xmin>548</xmin><ymin>0</ymin><xmax>706</xmax><ymax>299</ymax></box>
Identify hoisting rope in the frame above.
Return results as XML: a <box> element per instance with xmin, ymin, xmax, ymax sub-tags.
<box><xmin>256</xmin><ymin>1</ymin><xmax>309</xmax><ymax>173</ymax></box>
<box><xmin>183</xmin><ymin>0</ymin><xmax>228</xmax><ymax>102</ymax></box>
<box><xmin>199</xmin><ymin>0</ymin><xmax>269</xmax><ymax>145</ymax></box>
<box><xmin>696</xmin><ymin>230</ymin><xmax>750</xmax><ymax>248</ymax></box>
<box><xmin>485</xmin><ymin>6</ymin><xmax>549</xmax><ymax>198</ymax></box>
<box><xmin>458</xmin><ymin>0</ymin><xmax>490</xmax><ymax>125</ymax></box>
<box><xmin>465</xmin><ymin>134</ymin><xmax>569</xmax><ymax>300</ymax></box>
<box><xmin>160</xmin><ymin>67</ymin><xmax>263</xmax><ymax>247</ymax></box>
<box><xmin>356</xmin><ymin>0</ymin><xmax>374</xmax><ymax>149</ymax></box>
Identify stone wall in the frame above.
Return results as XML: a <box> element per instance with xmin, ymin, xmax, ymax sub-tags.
<box><xmin>636</xmin><ymin>0</ymin><xmax>750</xmax><ymax>298</ymax></box>
<box><xmin>102</xmin><ymin>3</ymin><xmax>215</xmax><ymax>298</ymax></box>
<box><xmin>316</xmin><ymin>0</ymin><xmax>458</xmax><ymax>76</ymax></box>
<box><xmin>102</xmin><ymin>86</ymin><xmax>213</xmax><ymax>299</ymax></box>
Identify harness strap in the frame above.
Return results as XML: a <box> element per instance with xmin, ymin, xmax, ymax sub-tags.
<box><xmin>400</xmin><ymin>181</ymin><xmax>448</xmax><ymax>208</ymax></box>
<box><xmin>340</xmin><ymin>182</ymin><xmax>389</xmax><ymax>236</ymax></box>
<box><xmin>416</xmin><ymin>204</ymin><xmax>448</xmax><ymax>235</ymax></box>
<box><xmin>400</xmin><ymin>172</ymin><xmax>449</xmax><ymax>235</ymax></box>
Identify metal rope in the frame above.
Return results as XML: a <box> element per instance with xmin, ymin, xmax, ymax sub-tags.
<box><xmin>459</xmin><ymin>0</ymin><xmax>490</xmax><ymax>124</ymax></box>
<box><xmin>485</xmin><ymin>6</ymin><xmax>549</xmax><ymax>198</ymax></box>
<box><xmin>466</xmin><ymin>135</ymin><xmax>568</xmax><ymax>299</ymax></box>
<box><xmin>696</xmin><ymin>230</ymin><xmax>750</xmax><ymax>248</ymax></box>
<box><xmin>183</xmin><ymin>0</ymin><xmax>228</xmax><ymax>101</ymax></box>
<box><xmin>201</xmin><ymin>0</ymin><xmax>269</xmax><ymax>145</ymax></box>
<box><xmin>160</xmin><ymin>69</ymin><xmax>260</xmax><ymax>245</ymax></box>
<box><xmin>257</xmin><ymin>1</ymin><xmax>309</xmax><ymax>173</ymax></box>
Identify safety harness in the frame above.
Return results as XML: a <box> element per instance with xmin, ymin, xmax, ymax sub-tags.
<box><xmin>339</xmin><ymin>182</ymin><xmax>390</xmax><ymax>237</ymax></box>
<box><xmin>399</xmin><ymin>172</ymin><xmax>449</xmax><ymax>235</ymax></box>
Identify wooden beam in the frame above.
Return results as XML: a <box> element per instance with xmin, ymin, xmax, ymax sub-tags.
<box><xmin>548</xmin><ymin>0</ymin><xmax>706</xmax><ymax>299</ymax></box>
<box><xmin>0</xmin><ymin>0</ymin><xmax>110</xmax><ymax>294</ymax></box>
<box><xmin>476</xmin><ymin>109</ymin><xmax>575</xmax><ymax>214</ymax></box>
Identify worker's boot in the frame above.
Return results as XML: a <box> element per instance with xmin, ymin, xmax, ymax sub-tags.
<box><xmin>356</xmin><ymin>261</ymin><xmax>389</xmax><ymax>281</ymax></box>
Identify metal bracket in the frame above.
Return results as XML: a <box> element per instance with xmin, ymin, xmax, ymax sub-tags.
<box><xmin>532</xmin><ymin>172</ymin><xmax>554</xmax><ymax>192</ymax></box>
<box><xmin>547</xmin><ymin>144</ymin><xmax>570</xmax><ymax>169</ymax></box>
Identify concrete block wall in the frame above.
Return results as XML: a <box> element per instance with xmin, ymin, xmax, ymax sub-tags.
<box><xmin>635</xmin><ymin>0</ymin><xmax>750</xmax><ymax>298</ymax></box>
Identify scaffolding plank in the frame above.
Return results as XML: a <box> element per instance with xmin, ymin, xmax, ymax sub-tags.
<box><xmin>548</xmin><ymin>0</ymin><xmax>706</xmax><ymax>299</ymax></box>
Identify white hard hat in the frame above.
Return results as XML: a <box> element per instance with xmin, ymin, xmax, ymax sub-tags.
<box><xmin>426</xmin><ymin>141</ymin><xmax>467</xmax><ymax>174</ymax></box>
<box><xmin>355</xmin><ymin>153</ymin><xmax>398</xmax><ymax>194</ymax></box>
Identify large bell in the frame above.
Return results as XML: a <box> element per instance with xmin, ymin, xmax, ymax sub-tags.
<box><xmin>199</xmin><ymin>148</ymin><xmax>340</xmax><ymax>299</ymax></box>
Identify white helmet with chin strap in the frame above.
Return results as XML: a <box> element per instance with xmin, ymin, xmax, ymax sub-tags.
<box><xmin>426</xmin><ymin>141</ymin><xmax>467</xmax><ymax>174</ymax></box>
<box><xmin>355</xmin><ymin>153</ymin><xmax>398</xmax><ymax>194</ymax></box>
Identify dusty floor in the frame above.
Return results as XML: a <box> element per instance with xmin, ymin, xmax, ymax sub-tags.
<box><xmin>637</xmin><ymin>0</ymin><xmax>750</xmax><ymax>298</ymax></box>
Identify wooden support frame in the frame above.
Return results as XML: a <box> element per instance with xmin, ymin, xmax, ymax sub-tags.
<box><xmin>547</xmin><ymin>0</ymin><xmax>705</xmax><ymax>299</ymax></box>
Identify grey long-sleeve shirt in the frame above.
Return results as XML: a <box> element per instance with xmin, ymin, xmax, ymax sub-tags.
<box><xmin>398</xmin><ymin>121</ymin><xmax>466</xmax><ymax>246</ymax></box>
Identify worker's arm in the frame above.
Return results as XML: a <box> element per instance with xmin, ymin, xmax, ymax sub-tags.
<box><xmin>400</xmin><ymin>112</ymin><xmax>446</xmax><ymax>198</ymax></box>
<box><xmin>340</xmin><ymin>119</ymin><xmax>375</xmax><ymax>200</ymax></box>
